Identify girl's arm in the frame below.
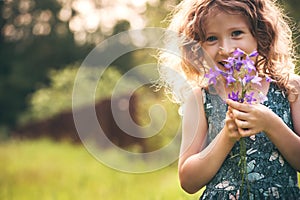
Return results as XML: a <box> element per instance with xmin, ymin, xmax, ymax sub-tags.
<box><xmin>275</xmin><ymin>74</ymin><xmax>300</xmax><ymax>170</ymax></box>
<box><xmin>290</xmin><ymin>74</ymin><xmax>300</xmax><ymax>136</ymax></box>
<box><xmin>178</xmin><ymin>88</ymin><xmax>239</xmax><ymax>194</ymax></box>
<box><xmin>227</xmin><ymin>75</ymin><xmax>300</xmax><ymax>171</ymax></box>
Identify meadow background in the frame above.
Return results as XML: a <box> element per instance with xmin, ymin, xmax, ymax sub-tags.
<box><xmin>1</xmin><ymin>0</ymin><xmax>300</xmax><ymax>200</ymax></box>
<box><xmin>0</xmin><ymin>139</ymin><xmax>204</xmax><ymax>200</ymax></box>
<box><xmin>0</xmin><ymin>139</ymin><xmax>298</xmax><ymax>200</ymax></box>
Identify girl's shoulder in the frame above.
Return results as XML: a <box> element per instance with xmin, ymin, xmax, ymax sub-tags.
<box><xmin>289</xmin><ymin>74</ymin><xmax>300</xmax><ymax>88</ymax></box>
<box><xmin>186</xmin><ymin>87</ymin><xmax>205</xmax><ymax>104</ymax></box>
<box><xmin>183</xmin><ymin>87</ymin><xmax>207</xmax><ymax>113</ymax></box>
<box><xmin>288</xmin><ymin>74</ymin><xmax>300</xmax><ymax>135</ymax></box>
<box><xmin>288</xmin><ymin>74</ymin><xmax>300</xmax><ymax>102</ymax></box>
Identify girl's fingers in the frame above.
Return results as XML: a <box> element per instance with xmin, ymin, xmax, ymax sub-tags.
<box><xmin>235</xmin><ymin>119</ymin><xmax>250</xmax><ymax>129</ymax></box>
<box><xmin>228</xmin><ymin>106</ymin><xmax>258</xmax><ymax>136</ymax></box>
<box><xmin>238</xmin><ymin>127</ymin><xmax>254</xmax><ymax>137</ymax></box>
<box><xmin>226</xmin><ymin>99</ymin><xmax>251</xmax><ymax>112</ymax></box>
<box><xmin>231</xmin><ymin>108</ymin><xmax>248</xmax><ymax>121</ymax></box>
<box><xmin>225</xmin><ymin>111</ymin><xmax>241</xmax><ymax>141</ymax></box>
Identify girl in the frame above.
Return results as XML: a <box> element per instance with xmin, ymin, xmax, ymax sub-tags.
<box><xmin>158</xmin><ymin>0</ymin><xmax>300</xmax><ymax>199</ymax></box>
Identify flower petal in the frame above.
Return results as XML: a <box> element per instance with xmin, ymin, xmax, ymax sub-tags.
<box><xmin>233</xmin><ymin>48</ymin><xmax>245</xmax><ymax>57</ymax></box>
<box><xmin>249</xmin><ymin>50</ymin><xmax>258</xmax><ymax>57</ymax></box>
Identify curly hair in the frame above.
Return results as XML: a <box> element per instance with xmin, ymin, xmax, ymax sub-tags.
<box><xmin>158</xmin><ymin>0</ymin><xmax>297</xmax><ymax>104</ymax></box>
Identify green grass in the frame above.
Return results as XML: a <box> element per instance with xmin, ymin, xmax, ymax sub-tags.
<box><xmin>0</xmin><ymin>139</ymin><xmax>299</xmax><ymax>200</ymax></box>
<box><xmin>0</xmin><ymin>139</ymin><xmax>203</xmax><ymax>200</ymax></box>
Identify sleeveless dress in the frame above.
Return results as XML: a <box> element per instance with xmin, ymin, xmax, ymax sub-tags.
<box><xmin>200</xmin><ymin>82</ymin><xmax>300</xmax><ymax>200</ymax></box>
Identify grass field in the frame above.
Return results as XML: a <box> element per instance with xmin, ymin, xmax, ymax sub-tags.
<box><xmin>0</xmin><ymin>139</ymin><xmax>203</xmax><ymax>200</ymax></box>
<box><xmin>0</xmin><ymin>139</ymin><xmax>299</xmax><ymax>200</ymax></box>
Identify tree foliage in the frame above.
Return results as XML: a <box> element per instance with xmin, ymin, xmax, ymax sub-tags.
<box><xmin>0</xmin><ymin>0</ymin><xmax>92</xmax><ymax>128</ymax></box>
<box><xmin>0</xmin><ymin>0</ymin><xmax>299</xmax><ymax>131</ymax></box>
<box><xmin>19</xmin><ymin>65</ymin><xmax>126</xmax><ymax>124</ymax></box>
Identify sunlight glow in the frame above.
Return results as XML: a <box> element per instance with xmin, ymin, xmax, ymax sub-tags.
<box><xmin>2</xmin><ymin>0</ymin><xmax>161</xmax><ymax>43</ymax></box>
<box><xmin>65</xmin><ymin>0</ymin><xmax>152</xmax><ymax>43</ymax></box>
<box><xmin>58</xmin><ymin>8</ymin><xmax>72</xmax><ymax>22</ymax></box>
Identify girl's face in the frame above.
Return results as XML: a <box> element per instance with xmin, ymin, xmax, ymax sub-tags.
<box><xmin>201</xmin><ymin>11</ymin><xmax>257</xmax><ymax>69</ymax></box>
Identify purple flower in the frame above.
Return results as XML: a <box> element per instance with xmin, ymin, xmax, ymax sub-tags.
<box><xmin>251</xmin><ymin>74</ymin><xmax>262</xmax><ymax>86</ymax></box>
<box><xmin>224</xmin><ymin>57</ymin><xmax>243</xmax><ymax>71</ymax></box>
<box><xmin>228</xmin><ymin>91</ymin><xmax>240</xmax><ymax>102</ymax></box>
<box><xmin>205</xmin><ymin>68</ymin><xmax>220</xmax><ymax>85</ymax></box>
<box><xmin>243</xmin><ymin>57</ymin><xmax>256</xmax><ymax>73</ymax></box>
<box><xmin>224</xmin><ymin>63</ymin><xmax>232</xmax><ymax>70</ymax></box>
<box><xmin>266</xmin><ymin>75</ymin><xmax>273</xmax><ymax>82</ymax></box>
<box><xmin>204</xmin><ymin>49</ymin><xmax>265</xmax><ymax>107</ymax></box>
<box><xmin>226</xmin><ymin>74</ymin><xmax>236</xmax><ymax>85</ymax></box>
<box><xmin>233</xmin><ymin>48</ymin><xmax>245</xmax><ymax>58</ymax></box>
<box><xmin>236</xmin><ymin>61</ymin><xmax>243</xmax><ymax>71</ymax></box>
<box><xmin>215</xmin><ymin>65</ymin><xmax>228</xmax><ymax>77</ymax></box>
<box><xmin>245</xmin><ymin>92</ymin><xmax>256</xmax><ymax>104</ymax></box>
<box><xmin>249</xmin><ymin>50</ymin><xmax>259</xmax><ymax>57</ymax></box>
<box><xmin>223</xmin><ymin>57</ymin><xmax>236</xmax><ymax>70</ymax></box>
<box><xmin>258</xmin><ymin>92</ymin><xmax>268</xmax><ymax>103</ymax></box>
<box><xmin>242</xmin><ymin>74</ymin><xmax>254</xmax><ymax>85</ymax></box>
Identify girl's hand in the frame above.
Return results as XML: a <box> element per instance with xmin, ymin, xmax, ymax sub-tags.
<box><xmin>225</xmin><ymin>107</ymin><xmax>241</xmax><ymax>142</ymax></box>
<box><xmin>226</xmin><ymin>99</ymin><xmax>273</xmax><ymax>137</ymax></box>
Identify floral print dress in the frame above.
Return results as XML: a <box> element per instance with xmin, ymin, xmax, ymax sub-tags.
<box><xmin>200</xmin><ymin>82</ymin><xmax>300</xmax><ymax>200</ymax></box>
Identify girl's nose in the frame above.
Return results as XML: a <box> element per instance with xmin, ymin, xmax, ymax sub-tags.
<box><xmin>218</xmin><ymin>46</ymin><xmax>230</xmax><ymax>56</ymax></box>
<box><xmin>219</xmin><ymin>46</ymin><xmax>225</xmax><ymax>53</ymax></box>
<box><xmin>219</xmin><ymin>40</ymin><xmax>234</xmax><ymax>55</ymax></box>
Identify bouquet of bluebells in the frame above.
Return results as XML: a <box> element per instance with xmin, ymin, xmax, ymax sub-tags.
<box><xmin>205</xmin><ymin>48</ymin><xmax>270</xmax><ymax>196</ymax></box>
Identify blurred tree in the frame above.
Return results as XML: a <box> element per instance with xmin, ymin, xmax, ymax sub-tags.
<box><xmin>280</xmin><ymin>0</ymin><xmax>300</xmax><ymax>21</ymax></box>
<box><xmin>0</xmin><ymin>0</ymin><xmax>179</xmax><ymax>131</ymax></box>
<box><xmin>2</xmin><ymin>0</ymin><xmax>297</xmax><ymax>135</ymax></box>
<box><xmin>0</xmin><ymin>0</ymin><xmax>93</xmax><ymax>129</ymax></box>
<box><xmin>145</xmin><ymin>0</ymin><xmax>181</xmax><ymax>27</ymax></box>
<box><xmin>279</xmin><ymin>0</ymin><xmax>300</xmax><ymax>74</ymax></box>
<box><xmin>19</xmin><ymin>65</ymin><xmax>128</xmax><ymax>124</ymax></box>
<box><xmin>0</xmin><ymin>0</ymin><xmax>145</xmax><ymax>129</ymax></box>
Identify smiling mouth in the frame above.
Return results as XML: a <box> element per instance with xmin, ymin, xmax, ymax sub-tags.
<box><xmin>217</xmin><ymin>61</ymin><xmax>226</xmax><ymax>68</ymax></box>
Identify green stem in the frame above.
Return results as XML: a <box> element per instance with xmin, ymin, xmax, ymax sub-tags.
<box><xmin>239</xmin><ymin>86</ymin><xmax>250</xmax><ymax>198</ymax></box>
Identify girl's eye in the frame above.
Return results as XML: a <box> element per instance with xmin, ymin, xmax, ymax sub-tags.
<box><xmin>206</xmin><ymin>36</ymin><xmax>217</xmax><ymax>42</ymax></box>
<box><xmin>231</xmin><ymin>30</ymin><xmax>243</xmax><ymax>38</ymax></box>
